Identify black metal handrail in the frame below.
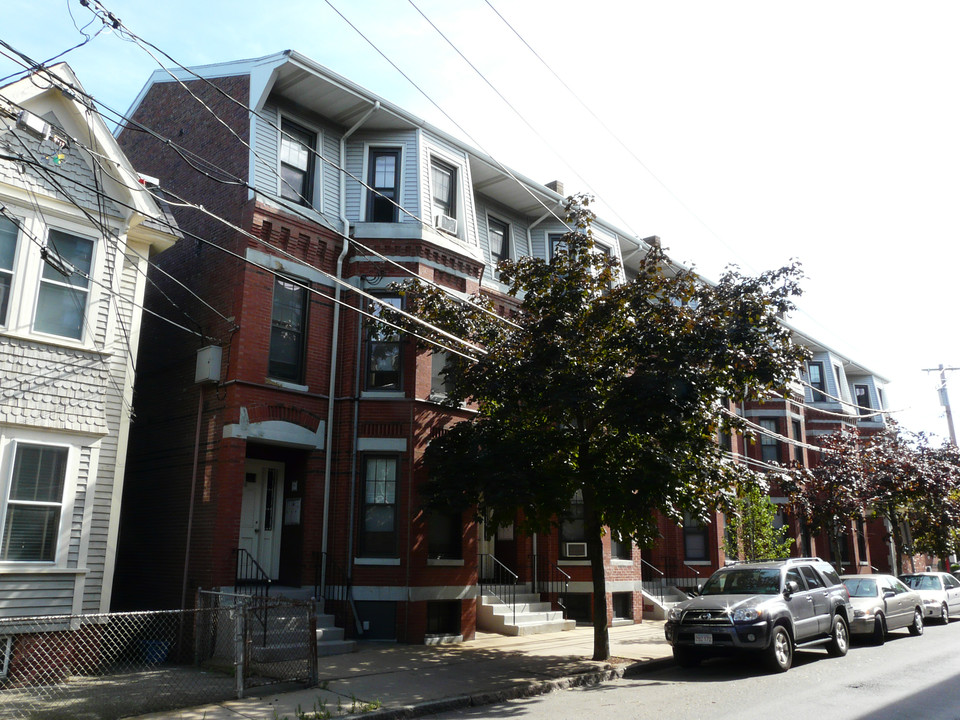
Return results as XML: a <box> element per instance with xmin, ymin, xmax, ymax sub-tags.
<box><xmin>314</xmin><ymin>552</ymin><xmax>355</xmax><ymax>634</ymax></box>
<box><xmin>479</xmin><ymin>553</ymin><xmax>518</xmax><ymax>626</ymax></box>
<box><xmin>530</xmin><ymin>553</ymin><xmax>570</xmax><ymax>617</ymax></box>
<box><xmin>640</xmin><ymin>557</ymin><xmax>667</xmax><ymax>607</ymax></box>
<box><xmin>233</xmin><ymin>548</ymin><xmax>271</xmax><ymax>644</ymax></box>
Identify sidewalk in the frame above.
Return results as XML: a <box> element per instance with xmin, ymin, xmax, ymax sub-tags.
<box><xmin>131</xmin><ymin>620</ymin><xmax>671</xmax><ymax>720</ymax></box>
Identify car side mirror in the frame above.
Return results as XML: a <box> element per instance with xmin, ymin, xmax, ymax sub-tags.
<box><xmin>883</xmin><ymin>590</ymin><xmax>895</xmax><ymax>599</ymax></box>
<box><xmin>784</xmin><ymin>580</ymin><xmax>800</xmax><ymax>597</ymax></box>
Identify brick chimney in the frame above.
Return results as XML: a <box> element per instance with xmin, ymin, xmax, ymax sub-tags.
<box><xmin>545</xmin><ymin>180</ymin><xmax>564</xmax><ymax>196</ymax></box>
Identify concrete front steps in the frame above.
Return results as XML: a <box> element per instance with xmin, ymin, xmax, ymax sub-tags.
<box><xmin>478</xmin><ymin>592</ymin><xmax>576</xmax><ymax>636</ymax></box>
<box><xmin>243</xmin><ymin>587</ymin><xmax>357</xmax><ymax>661</ymax></box>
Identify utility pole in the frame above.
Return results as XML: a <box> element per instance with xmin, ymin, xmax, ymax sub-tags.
<box><xmin>922</xmin><ymin>364</ymin><xmax>959</xmax><ymax>446</ymax></box>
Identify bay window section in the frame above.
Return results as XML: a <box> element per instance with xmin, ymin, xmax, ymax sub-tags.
<box><xmin>1</xmin><ymin>444</ymin><xmax>68</xmax><ymax>562</ymax></box>
<box><xmin>34</xmin><ymin>229</ymin><xmax>93</xmax><ymax>340</ymax></box>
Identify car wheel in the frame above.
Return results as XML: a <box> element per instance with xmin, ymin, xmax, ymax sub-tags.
<box><xmin>940</xmin><ymin>603</ymin><xmax>949</xmax><ymax>625</ymax></box>
<box><xmin>908</xmin><ymin>607</ymin><xmax>924</xmax><ymax>636</ymax></box>
<box><xmin>826</xmin><ymin>615</ymin><xmax>849</xmax><ymax>657</ymax></box>
<box><xmin>673</xmin><ymin>646</ymin><xmax>701</xmax><ymax>668</ymax></box>
<box><xmin>765</xmin><ymin>625</ymin><xmax>792</xmax><ymax>673</ymax></box>
<box><xmin>872</xmin><ymin>614</ymin><xmax>886</xmax><ymax>646</ymax></box>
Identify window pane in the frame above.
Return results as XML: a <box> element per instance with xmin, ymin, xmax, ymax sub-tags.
<box><xmin>431</xmin><ymin>162</ymin><xmax>455</xmax><ymax>217</ymax></box>
<box><xmin>10</xmin><ymin>446</ymin><xmax>67</xmax><ymax>502</ymax></box>
<box><xmin>269</xmin><ymin>277</ymin><xmax>306</xmax><ymax>381</ymax></box>
<box><xmin>364</xmin><ymin>505</ymin><xmax>395</xmax><ymax>533</ymax></box>
<box><xmin>489</xmin><ymin>218</ymin><xmax>509</xmax><ymax>262</ymax></box>
<box><xmin>279</xmin><ymin>120</ymin><xmax>315</xmax><ymax>204</ymax></box>
<box><xmin>1</xmin><ymin>505</ymin><xmax>60</xmax><ymax>561</ymax></box>
<box><xmin>373</xmin><ymin>155</ymin><xmax>396</xmax><ymax>188</ymax></box>
<box><xmin>35</xmin><ymin>282</ymin><xmax>85</xmax><ymax>339</ymax></box>
<box><xmin>0</xmin><ymin>217</ymin><xmax>17</xmax><ymax>270</ymax></box>
<box><xmin>43</xmin><ymin>230</ymin><xmax>92</xmax><ymax>287</ymax></box>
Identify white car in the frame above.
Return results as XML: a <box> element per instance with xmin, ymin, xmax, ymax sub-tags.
<box><xmin>899</xmin><ymin>572</ymin><xmax>960</xmax><ymax>624</ymax></box>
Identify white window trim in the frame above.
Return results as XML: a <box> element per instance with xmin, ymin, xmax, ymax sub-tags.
<box><xmin>359</xmin><ymin>143</ymin><xmax>404</xmax><ymax>223</ymax></box>
<box><xmin>2</xmin><ymin>210</ymin><xmax>106</xmax><ymax>350</ymax></box>
<box><xmin>277</xmin><ymin>114</ymin><xmax>322</xmax><ymax>213</ymax></box>
<box><xmin>0</xmin><ymin>429</ymin><xmax>86</xmax><ymax>568</ymax></box>
<box><xmin>0</xmin><ymin>211</ymin><xmax>25</xmax><ymax>330</ymax></box>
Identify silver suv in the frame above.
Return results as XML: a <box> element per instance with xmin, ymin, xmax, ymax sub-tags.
<box><xmin>664</xmin><ymin>557</ymin><xmax>853</xmax><ymax>672</ymax></box>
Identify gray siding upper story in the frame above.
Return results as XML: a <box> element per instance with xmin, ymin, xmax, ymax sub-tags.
<box><xmin>474</xmin><ymin>195</ymin><xmax>532</xmax><ymax>267</ymax></box>
<box><xmin>252</xmin><ymin>99</ymin><xmax>344</xmax><ymax>223</ymax></box>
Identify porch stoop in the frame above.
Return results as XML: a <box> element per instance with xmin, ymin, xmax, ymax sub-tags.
<box><xmin>255</xmin><ymin>588</ymin><xmax>357</xmax><ymax>659</ymax></box>
<box><xmin>478</xmin><ymin>592</ymin><xmax>576</xmax><ymax>636</ymax></box>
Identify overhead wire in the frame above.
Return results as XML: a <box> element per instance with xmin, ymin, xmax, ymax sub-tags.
<box><xmin>406</xmin><ymin>0</ymin><xmax>642</xmax><ymax>240</ymax></box>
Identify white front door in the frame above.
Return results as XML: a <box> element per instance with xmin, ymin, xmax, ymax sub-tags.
<box><xmin>238</xmin><ymin>460</ymin><xmax>284</xmax><ymax>580</ymax></box>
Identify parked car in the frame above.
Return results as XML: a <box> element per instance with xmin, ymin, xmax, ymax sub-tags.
<box><xmin>841</xmin><ymin>574</ymin><xmax>924</xmax><ymax>644</ymax></box>
<box><xmin>899</xmin><ymin>572</ymin><xmax>960</xmax><ymax>624</ymax></box>
<box><xmin>664</xmin><ymin>557</ymin><xmax>853</xmax><ymax>673</ymax></box>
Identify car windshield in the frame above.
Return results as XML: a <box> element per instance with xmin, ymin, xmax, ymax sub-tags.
<box><xmin>701</xmin><ymin>568</ymin><xmax>781</xmax><ymax>595</ymax></box>
<box><xmin>902</xmin><ymin>575</ymin><xmax>942</xmax><ymax>591</ymax></box>
<box><xmin>843</xmin><ymin>578</ymin><xmax>878</xmax><ymax>598</ymax></box>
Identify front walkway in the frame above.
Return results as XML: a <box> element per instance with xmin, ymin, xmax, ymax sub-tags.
<box><xmin>130</xmin><ymin>621</ymin><xmax>670</xmax><ymax>719</ymax></box>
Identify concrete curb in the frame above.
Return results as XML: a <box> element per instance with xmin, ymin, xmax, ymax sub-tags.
<box><xmin>337</xmin><ymin>659</ymin><xmax>674</xmax><ymax>720</ymax></box>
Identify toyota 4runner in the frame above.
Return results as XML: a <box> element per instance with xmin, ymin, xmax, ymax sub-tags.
<box><xmin>664</xmin><ymin>557</ymin><xmax>853</xmax><ymax>672</ymax></box>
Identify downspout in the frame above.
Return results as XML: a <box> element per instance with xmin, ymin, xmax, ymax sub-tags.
<box><xmin>321</xmin><ymin>101</ymin><xmax>380</xmax><ymax>593</ymax></box>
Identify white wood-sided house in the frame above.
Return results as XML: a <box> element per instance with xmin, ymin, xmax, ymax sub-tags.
<box><xmin>0</xmin><ymin>64</ymin><xmax>177</xmax><ymax>648</ymax></box>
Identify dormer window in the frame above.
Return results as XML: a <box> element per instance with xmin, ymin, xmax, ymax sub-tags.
<box><xmin>279</xmin><ymin>119</ymin><xmax>316</xmax><ymax>206</ymax></box>
<box><xmin>367</xmin><ymin>148</ymin><xmax>400</xmax><ymax>222</ymax></box>
<box><xmin>488</xmin><ymin>217</ymin><xmax>510</xmax><ymax>264</ymax></box>
<box><xmin>430</xmin><ymin>159</ymin><xmax>457</xmax><ymax>233</ymax></box>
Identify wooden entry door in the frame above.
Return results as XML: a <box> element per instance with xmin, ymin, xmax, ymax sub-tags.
<box><xmin>238</xmin><ymin>460</ymin><xmax>284</xmax><ymax>580</ymax></box>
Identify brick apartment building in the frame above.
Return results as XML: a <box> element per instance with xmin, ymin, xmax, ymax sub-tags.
<box><xmin>109</xmin><ymin>51</ymin><xmax>893</xmax><ymax>640</ymax></box>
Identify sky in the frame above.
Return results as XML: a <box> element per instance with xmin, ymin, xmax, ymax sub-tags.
<box><xmin>2</xmin><ymin>0</ymin><xmax>958</xmax><ymax>440</ymax></box>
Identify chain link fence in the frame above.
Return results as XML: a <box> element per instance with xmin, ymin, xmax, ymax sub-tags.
<box><xmin>0</xmin><ymin>593</ymin><xmax>318</xmax><ymax>720</ymax></box>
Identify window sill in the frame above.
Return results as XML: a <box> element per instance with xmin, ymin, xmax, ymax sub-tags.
<box><xmin>684</xmin><ymin>560</ymin><xmax>712</xmax><ymax>566</ymax></box>
<box><xmin>0</xmin><ymin>565</ymin><xmax>88</xmax><ymax>575</ymax></box>
<box><xmin>427</xmin><ymin>559</ymin><xmax>464</xmax><ymax>567</ymax></box>
<box><xmin>559</xmin><ymin>560</ymin><xmax>591</xmax><ymax>566</ymax></box>
<box><xmin>0</xmin><ymin>328</ymin><xmax>104</xmax><ymax>357</ymax></box>
<box><xmin>265</xmin><ymin>377</ymin><xmax>309</xmax><ymax>393</ymax></box>
<box><xmin>611</xmin><ymin>559</ymin><xmax>634</xmax><ymax>566</ymax></box>
<box><xmin>361</xmin><ymin>390</ymin><xmax>406</xmax><ymax>399</ymax></box>
<box><xmin>354</xmin><ymin>557</ymin><xmax>400</xmax><ymax>566</ymax></box>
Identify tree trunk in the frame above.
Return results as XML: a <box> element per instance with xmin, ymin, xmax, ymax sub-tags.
<box><xmin>886</xmin><ymin>509</ymin><xmax>905</xmax><ymax>576</ymax></box>
<box><xmin>582</xmin><ymin>487</ymin><xmax>609</xmax><ymax>661</ymax></box>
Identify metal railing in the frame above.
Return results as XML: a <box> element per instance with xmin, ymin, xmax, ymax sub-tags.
<box><xmin>640</xmin><ymin>557</ymin><xmax>667</xmax><ymax>606</ymax></box>
<box><xmin>314</xmin><ymin>551</ymin><xmax>356</xmax><ymax>634</ymax></box>
<box><xmin>666</xmin><ymin>560</ymin><xmax>702</xmax><ymax>596</ymax></box>
<box><xmin>479</xmin><ymin>554</ymin><xmax>518</xmax><ymax>625</ymax></box>
<box><xmin>530</xmin><ymin>553</ymin><xmax>570</xmax><ymax>617</ymax></box>
<box><xmin>233</xmin><ymin>548</ymin><xmax>271</xmax><ymax>644</ymax></box>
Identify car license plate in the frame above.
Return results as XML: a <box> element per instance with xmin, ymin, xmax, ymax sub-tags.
<box><xmin>694</xmin><ymin>633</ymin><xmax>713</xmax><ymax>645</ymax></box>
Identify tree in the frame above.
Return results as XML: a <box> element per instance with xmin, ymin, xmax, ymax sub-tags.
<box><xmin>910</xmin><ymin>440</ymin><xmax>960</xmax><ymax>570</ymax></box>
<box><xmin>724</xmin><ymin>480</ymin><xmax>794</xmax><ymax>562</ymax></box>
<box><xmin>390</xmin><ymin>196</ymin><xmax>807</xmax><ymax>660</ymax></box>
<box><xmin>782</xmin><ymin>430</ymin><xmax>867</xmax><ymax>571</ymax></box>
<box><xmin>862</xmin><ymin>422</ymin><xmax>925</xmax><ymax>575</ymax></box>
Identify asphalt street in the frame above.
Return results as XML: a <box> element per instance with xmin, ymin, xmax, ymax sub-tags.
<box><xmin>430</xmin><ymin>617</ymin><xmax>960</xmax><ymax>720</ymax></box>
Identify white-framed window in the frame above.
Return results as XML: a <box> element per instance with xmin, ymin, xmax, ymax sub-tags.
<box><xmin>366</xmin><ymin>147</ymin><xmax>402</xmax><ymax>222</ymax></box>
<box><xmin>34</xmin><ymin>228</ymin><xmax>94</xmax><ymax>340</ymax></box>
<box><xmin>268</xmin><ymin>275</ymin><xmax>308</xmax><ymax>383</ymax></box>
<box><xmin>430</xmin><ymin>158</ymin><xmax>457</xmax><ymax>221</ymax></box>
<box><xmin>279</xmin><ymin>117</ymin><xmax>318</xmax><ymax>207</ymax></box>
<box><xmin>0</xmin><ymin>433</ymin><xmax>79</xmax><ymax>566</ymax></box>
<box><xmin>0</xmin><ymin>210</ymin><xmax>102</xmax><ymax>346</ymax></box>
<box><xmin>487</xmin><ymin>216</ymin><xmax>510</xmax><ymax>264</ymax></box>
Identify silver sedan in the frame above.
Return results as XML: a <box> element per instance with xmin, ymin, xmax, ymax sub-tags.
<box><xmin>841</xmin><ymin>574</ymin><xmax>924</xmax><ymax>644</ymax></box>
<box><xmin>900</xmin><ymin>572</ymin><xmax>960</xmax><ymax>624</ymax></box>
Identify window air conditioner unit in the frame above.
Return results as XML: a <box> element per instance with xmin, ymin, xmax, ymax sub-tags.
<box><xmin>565</xmin><ymin>542</ymin><xmax>588</xmax><ymax>558</ymax></box>
<box><xmin>435</xmin><ymin>214</ymin><xmax>457</xmax><ymax>235</ymax></box>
